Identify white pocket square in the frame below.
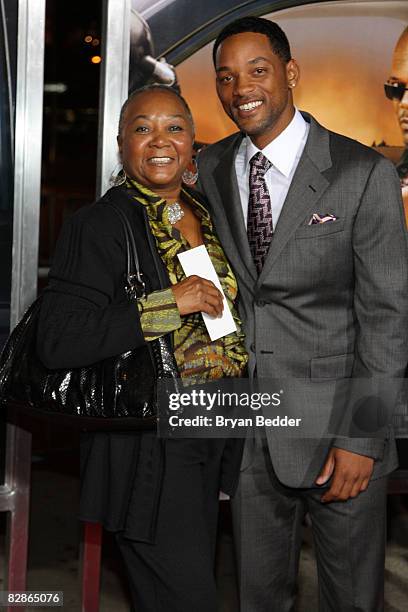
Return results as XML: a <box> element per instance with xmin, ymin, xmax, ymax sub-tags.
<box><xmin>308</xmin><ymin>213</ymin><xmax>338</xmax><ymax>226</ymax></box>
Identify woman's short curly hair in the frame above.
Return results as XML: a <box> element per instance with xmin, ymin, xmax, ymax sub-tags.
<box><xmin>118</xmin><ymin>84</ymin><xmax>195</xmax><ymax>137</ymax></box>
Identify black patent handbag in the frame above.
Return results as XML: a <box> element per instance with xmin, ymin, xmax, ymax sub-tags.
<box><xmin>0</xmin><ymin>203</ymin><xmax>179</xmax><ymax>429</ymax></box>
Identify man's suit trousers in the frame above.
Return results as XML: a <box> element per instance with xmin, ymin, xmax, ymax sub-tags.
<box><xmin>231</xmin><ymin>437</ymin><xmax>388</xmax><ymax>612</ymax></box>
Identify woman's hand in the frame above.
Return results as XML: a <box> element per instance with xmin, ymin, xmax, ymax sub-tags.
<box><xmin>171</xmin><ymin>275</ymin><xmax>224</xmax><ymax>317</ymax></box>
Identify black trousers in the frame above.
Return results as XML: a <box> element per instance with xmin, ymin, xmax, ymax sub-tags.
<box><xmin>115</xmin><ymin>438</ymin><xmax>224</xmax><ymax>612</ymax></box>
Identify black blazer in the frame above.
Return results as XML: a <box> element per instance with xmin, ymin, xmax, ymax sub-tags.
<box><xmin>37</xmin><ymin>186</ymin><xmax>170</xmax><ymax>368</ymax></box>
<box><xmin>37</xmin><ymin>185</ymin><xmax>243</xmax><ymax>539</ymax></box>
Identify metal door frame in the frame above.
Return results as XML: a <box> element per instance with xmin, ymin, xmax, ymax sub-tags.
<box><xmin>0</xmin><ymin>0</ymin><xmax>45</xmax><ymax>604</ymax></box>
<box><xmin>0</xmin><ymin>0</ymin><xmax>131</xmax><ymax>604</ymax></box>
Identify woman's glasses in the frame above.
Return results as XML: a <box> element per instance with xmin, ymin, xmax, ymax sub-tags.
<box><xmin>384</xmin><ymin>80</ymin><xmax>408</xmax><ymax>101</ymax></box>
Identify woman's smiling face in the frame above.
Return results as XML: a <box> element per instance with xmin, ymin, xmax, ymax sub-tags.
<box><xmin>118</xmin><ymin>89</ymin><xmax>194</xmax><ymax>196</ymax></box>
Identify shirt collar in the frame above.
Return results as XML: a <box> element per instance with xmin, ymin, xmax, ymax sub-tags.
<box><xmin>244</xmin><ymin>109</ymin><xmax>307</xmax><ymax>178</ymax></box>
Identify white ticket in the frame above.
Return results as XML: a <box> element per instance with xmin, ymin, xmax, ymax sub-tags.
<box><xmin>177</xmin><ymin>245</ymin><xmax>237</xmax><ymax>341</ymax></box>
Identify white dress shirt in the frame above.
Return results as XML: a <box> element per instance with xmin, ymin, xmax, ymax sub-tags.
<box><xmin>235</xmin><ymin>109</ymin><xmax>309</xmax><ymax>228</ymax></box>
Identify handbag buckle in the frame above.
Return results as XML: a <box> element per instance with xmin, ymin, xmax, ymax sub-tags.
<box><xmin>126</xmin><ymin>274</ymin><xmax>146</xmax><ymax>300</ymax></box>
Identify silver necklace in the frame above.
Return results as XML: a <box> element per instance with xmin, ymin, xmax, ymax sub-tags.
<box><xmin>167</xmin><ymin>201</ymin><xmax>185</xmax><ymax>225</ymax></box>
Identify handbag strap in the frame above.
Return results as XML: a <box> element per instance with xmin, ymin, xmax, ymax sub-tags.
<box><xmin>109</xmin><ymin>203</ymin><xmax>146</xmax><ymax>300</ymax></box>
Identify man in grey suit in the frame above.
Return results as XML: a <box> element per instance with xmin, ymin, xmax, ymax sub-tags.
<box><xmin>197</xmin><ymin>16</ymin><xmax>408</xmax><ymax>612</ymax></box>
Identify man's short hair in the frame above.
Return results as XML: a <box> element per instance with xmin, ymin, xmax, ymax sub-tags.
<box><xmin>212</xmin><ymin>16</ymin><xmax>292</xmax><ymax>66</ymax></box>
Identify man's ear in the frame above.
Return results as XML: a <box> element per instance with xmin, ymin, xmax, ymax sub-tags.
<box><xmin>286</xmin><ymin>59</ymin><xmax>300</xmax><ymax>89</ymax></box>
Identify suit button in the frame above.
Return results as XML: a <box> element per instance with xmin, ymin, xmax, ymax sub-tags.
<box><xmin>256</xmin><ymin>299</ymin><xmax>266</xmax><ymax>307</ymax></box>
<box><xmin>250</xmin><ymin>343</ymin><xmax>256</xmax><ymax>352</ymax></box>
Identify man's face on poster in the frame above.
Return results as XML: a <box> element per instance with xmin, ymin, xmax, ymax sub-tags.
<box><xmin>388</xmin><ymin>31</ymin><xmax>408</xmax><ymax>147</ymax></box>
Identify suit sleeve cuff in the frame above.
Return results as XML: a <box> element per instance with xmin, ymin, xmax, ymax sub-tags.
<box><xmin>332</xmin><ymin>437</ymin><xmax>385</xmax><ymax>461</ymax></box>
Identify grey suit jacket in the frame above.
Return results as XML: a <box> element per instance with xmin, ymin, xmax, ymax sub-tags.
<box><xmin>198</xmin><ymin>112</ymin><xmax>408</xmax><ymax>487</ymax></box>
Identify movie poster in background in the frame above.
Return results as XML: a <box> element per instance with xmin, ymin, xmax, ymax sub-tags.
<box><xmin>129</xmin><ymin>0</ymin><xmax>407</xmax><ymax>210</ymax></box>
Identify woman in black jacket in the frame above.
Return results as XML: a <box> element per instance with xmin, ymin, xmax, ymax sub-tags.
<box><xmin>37</xmin><ymin>84</ymin><xmax>247</xmax><ymax>612</ymax></box>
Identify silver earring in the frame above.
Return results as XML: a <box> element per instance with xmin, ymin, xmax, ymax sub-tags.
<box><xmin>109</xmin><ymin>165</ymin><xmax>127</xmax><ymax>187</ymax></box>
<box><xmin>182</xmin><ymin>158</ymin><xmax>198</xmax><ymax>186</ymax></box>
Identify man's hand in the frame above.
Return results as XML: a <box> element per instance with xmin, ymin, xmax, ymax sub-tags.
<box><xmin>315</xmin><ymin>447</ymin><xmax>374</xmax><ymax>503</ymax></box>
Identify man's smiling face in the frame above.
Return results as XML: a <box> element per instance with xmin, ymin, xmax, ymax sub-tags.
<box><xmin>215</xmin><ymin>31</ymin><xmax>299</xmax><ymax>148</ymax></box>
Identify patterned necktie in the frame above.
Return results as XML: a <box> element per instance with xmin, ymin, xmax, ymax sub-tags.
<box><xmin>247</xmin><ymin>152</ymin><xmax>273</xmax><ymax>274</ymax></box>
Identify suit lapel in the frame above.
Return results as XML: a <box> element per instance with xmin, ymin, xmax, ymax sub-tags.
<box><xmin>257</xmin><ymin>115</ymin><xmax>332</xmax><ymax>286</ymax></box>
<box><xmin>211</xmin><ymin>135</ymin><xmax>257</xmax><ymax>282</ymax></box>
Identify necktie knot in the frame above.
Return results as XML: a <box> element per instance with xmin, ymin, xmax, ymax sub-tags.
<box><xmin>250</xmin><ymin>152</ymin><xmax>271</xmax><ymax>177</ymax></box>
